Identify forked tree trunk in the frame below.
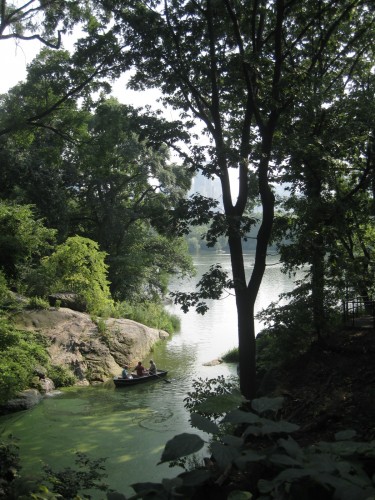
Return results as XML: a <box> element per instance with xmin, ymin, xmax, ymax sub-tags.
<box><xmin>226</xmin><ymin>154</ymin><xmax>275</xmax><ymax>400</ymax></box>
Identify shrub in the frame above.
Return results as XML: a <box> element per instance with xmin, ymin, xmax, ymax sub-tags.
<box><xmin>95</xmin><ymin>317</ymin><xmax>107</xmax><ymax>334</ymax></box>
<box><xmin>255</xmin><ymin>297</ymin><xmax>316</xmax><ymax>372</ymax></box>
<box><xmin>41</xmin><ymin>452</ymin><xmax>109</xmax><ymax>498</ymax></box>
<box><xmin>0</xmin><ymin>270</ymin><xmax>12</xmax><ymax>305</ymax></box>
<box><xmin>94</xmin><ymin>317</ymin><xmax>112</xmax><ymax>346</ymax></box>
<box><xmin>41</xmin><ymin>236</ymin><xmax>113</xmax><ymax>315</ymax></box>
<box><xmin>0</xmin><ymin>317</ymin><xmax>48</xmax><ymax>404</ymax></box>
<box><xmin>114</xmin><ymin>300</ymin><xmax>180</xmax><ymax>333</ymax></box>
<box><xmin>0</xmin><ymin>438</ymin><xmax>22</xmax><ymax>499</ymax></box>
<box><xmin>0</xmin><ymin>201</ymin><xmax>56</xmax><ymax>285</ymax></box>
<box><xmin>27</xmin><ymin>296</ymin><xmax>50</xmax><ymax>310</ymax></box>
<box><xmin>48</xmin><ymin>365</ymin><xmax>76</xmax><ymax>388</ymax></box>
<box><xmin>184</xmin><ymin>375</ymin><xmax>240</xmax><ymax>420</ymax></box>
<box><xmin>124</xmin><ymin>393</ymin><xmax>375</xmax><ymax>500</ymax></box>
<box><xmin>221</xmin><ymin>347</ymin><xmax>239</xmax><ymax>363</ymax></box>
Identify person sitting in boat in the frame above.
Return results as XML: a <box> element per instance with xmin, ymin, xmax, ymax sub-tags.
<box><xmin>149</xmin><ymin>360</ymin><xmax>157</xmax><ymax>375</ymax></box>
<box><xmin>134</xmin><ymin>361</ymin><xmax>147</xmax><ymax>377</ymax></box>
<box><xmin>122</xmin><ymin>366</ymin><xmax>133</xmax><ymax>379</ymax></box>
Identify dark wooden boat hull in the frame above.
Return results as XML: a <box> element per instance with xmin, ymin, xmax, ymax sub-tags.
<box><xmin>113</xmin><ymin>370</ymin><xmax>168</xmax><ymax>387</ymax></box>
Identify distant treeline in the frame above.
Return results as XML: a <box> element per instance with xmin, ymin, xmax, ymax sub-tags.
<box><xmin>185</xmin><ymin>221</ymin><xmax>278</xmax><ymax>254</ymax></box>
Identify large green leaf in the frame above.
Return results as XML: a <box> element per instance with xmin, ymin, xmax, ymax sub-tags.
<box><xmin>312</xmin><ymin>472</ymin><xmax>375</xmax><ymax>500</ymax></box>
<box><xmin>131</xmin><ymin>481</ymin><xmax>166</xmax><ymax>496</ymax></box>
<box><xmin>271</xmin><ymin>467</ymin><xmax>316</xmax><ymax>484</ymax></box>
<box><xmin>222</xmin><ymin>409</ymin><xmax>261</xmax><ymax>425</ymax></box>
<box><xmin>251</xmin><ymin>397</ymin><xmax>284</xmax><ymax>414</ymax></box>
<box><xmin>308</xmin><ymin>453</ymin><xmax>342</xmax><ymax>474</ymax></box>
<box><xmin>227</xmin><ymin>490</ymin><xmax>253</xmax><ymax>499</ymax></box>
<box><xmin>190</xmin><ymin>412</ymin><xmax>220</xmax><ymax>435</ymax></box>
<box><xmin>278</xmin><ymin>437</ymin><xmax>303</xmax><ymax>459</ymax></box>
<box><xmin>317</xmin><ymin>440</ymin><xmax>375</xmax><ymax>457</ymax></box>
<box><xmin>221</xmin><ymin>434</ymin><xmax>244</xmax><ymax>448</ymax></box>
<box><xmin>257</xmin><ymin>479</ymin><xmax>276</xmax><ymax>494</ymax></box>
<box><xmin>334</xmin><ymin>429</ymin><xmax>357</xmax><ymax>441</ymax></box>
<box><xmin>178</xmin><ymin>469</ymin><xmax>212</xmax><ymax>487</ymax></box>
<box><xmin>210</xmin><ymin>442</ymin><xmax>241</xmax><ymax>470</ymax></box>
<box><xmin>242</xmin><ymin>425</ymin><xmax>262</xmax><ymax>437</ymax></box>
<box><xmin>259</xmin><ymin>418</ymin><xmax>299</xmax><ymax>434</ymax></box>
<box><xmin>161</xmin><ymin>477</ymin><xmax>184</xmax><ymax>493</ymax></box>
<box><xmin>107</xmin><ymin>493</ymin><xmax>127</xmax><ymax>500</ymax></box>
<box><xmin>269</xmin><ymin>453</ymin><xmax>303</xmax><ymax>467</ymax></box>
<box><xmin>194</xmin><ymin>391</ymin><xmax>244</xmax><ymax>415</ymax></box>
<box><xmin>158</xmin><ymin>433</ymin><xmax>205</xmax><ymax>463</ymax></box>
<box><xmin>235</xmin><ymin>450</ymin><xmax>267</xmax><ymax>470</ymax></box>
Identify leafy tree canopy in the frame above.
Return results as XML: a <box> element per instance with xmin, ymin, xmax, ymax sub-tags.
<box><xmin>41</xmin><ymin>235</ymin><xmax>113</xmax><ymax>315</ymax></box>
<box><xmin>0</xmin><ymin>200</ymin><xmax>56</xmax><ymax>281</ymax></box>
<box><xmin>94</xmin><ymin>0</ymin><xmax>374</xmax><ymax>397</ymax></box>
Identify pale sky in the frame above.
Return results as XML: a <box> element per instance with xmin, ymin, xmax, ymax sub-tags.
<box><xmin>0</xmin><ymin>37</ymin><xmax>163</xmax><ymax>109</ymax></box>
<box><xmin>0</xmin><ymin>38</ymin><xmax>41</xmax><ymax>94</ymax></box>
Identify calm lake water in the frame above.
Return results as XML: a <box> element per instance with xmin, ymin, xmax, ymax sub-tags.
<box><xmin>0</xmin><ymin>252</ymin><xmax>300</xmax><ymax>498</ymax></box>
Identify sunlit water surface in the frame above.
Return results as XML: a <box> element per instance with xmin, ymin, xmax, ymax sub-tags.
<box><xmin>0</xmin><ymin>252</ymin><xmax>301</xmax><ymax>497</ymax></box>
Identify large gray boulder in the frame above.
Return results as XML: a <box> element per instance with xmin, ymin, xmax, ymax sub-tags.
<box><xmin>37</xmin><ymin>377</ymin><xmax>55</xmax><ymax>394</ymax></box>
<box><xmin>14</xmin><ymin>308</ymin><xmax>169</xmax><ymax>384</ymax></box>
<box><xmin>2</xmin><ymin>389</ymin><xmax>42</xmax><ymax>413</ymax></box>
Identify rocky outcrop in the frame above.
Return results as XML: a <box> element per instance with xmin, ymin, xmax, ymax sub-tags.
<box><xmin>1</xmin><ymin>389</ymin><xmax>43</xmax><ymax>413</ymax></box>
<box><xmin>14</xmin><ymin>308</ymin><xmax>169</xmax><ymax>384</ymax></box>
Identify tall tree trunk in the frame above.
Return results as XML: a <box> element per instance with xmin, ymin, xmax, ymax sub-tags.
<box><xmin>227</xmin><ymin>232</ymin><xmax>257</xmax><ymax>399</ymax></box>
<box><xmin>226</xmin><ymin>141</ymin><xmax>275</xmax><ymax>400</ymax></box>
<box><xmin>237</xmin><ymin>291</ymin><xmax>257</xmax><ymax>400</ymax></box>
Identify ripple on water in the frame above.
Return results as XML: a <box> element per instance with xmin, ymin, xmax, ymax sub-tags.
<box><xmin>137</xmin><ymin>408</ymin><xmax>174</xmax><ymax>431</ymax></box>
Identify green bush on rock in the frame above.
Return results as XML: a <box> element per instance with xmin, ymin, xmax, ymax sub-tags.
<box><xmin>41</xmin><ymin>236</ymin><xmax>114</xmax><ymax>316</ymax></box>
<box><xmin>47</xmin><ymin>365</ymin><xmax>76</xmax><ymax>388</ymax></box>
<box><xmin>114</xmin><ymin>300</ymin><xmax>180</xmax><ymax>333</ymax></box>
<box><xmin>0</xmin><ymin>317</ymin><xmax>48</xmax><ymax>404</ymax></box>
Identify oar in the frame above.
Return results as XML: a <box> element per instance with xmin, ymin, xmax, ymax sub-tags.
<box><xmin>155</xmin><ymin>373</ymin><xmax>171</xmax><ymax>383</ymax></box>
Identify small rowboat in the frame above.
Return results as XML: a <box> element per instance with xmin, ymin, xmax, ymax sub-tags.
<box><xmin>113</xmin><ymin>370</ymin><xmax>168</xmax><ymax>387</ymax></box>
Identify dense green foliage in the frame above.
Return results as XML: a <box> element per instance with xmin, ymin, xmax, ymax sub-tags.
<box><xmin>109</xmin><ymin>389</ymin><xmax>374</xmax><ymax>499</ymax></box>
<box><xmin>47</xmin><ymin>365</ymin><xmax>77</xmax><ymax>388</ymax></box>
<box><xmin>0</xmin><ymin>202</ymin><xmax>56</xmax><ymax>287</ymax></box>
<box><xmin>0</xmin><ymin>90</ymin><xmax>193</xmax><ymax>306</ymax></box>
<box><xmin>42</xmin><ymin>452</ymin><xmax>109</xmax><ymax>498</ymax></box>
<box><xmin>0</xmin><ymin>270</ymin><xmax>11</xmax><ymax>304</ymax></box>
<box><xmin>0</xmin><ymin>317</ymin><xmax>48</xmax><ymax>404</ymax></box>
<box><xmin>221</xmin><ymin>347</ymin><xmax>240</xmax><ymax>364</ymax></box>
<box><xmin>0</xmin><ymin>437</ymin><xmax>21</xmax><ymax>500</ymax></box>
<box><xmin>93</xmin><ymin>0</ymin><xmax>374</xmax><ymax>399</ymax></box>
<box><xmin>114</xmin><ymin>301</ymin><xmax>180</xmax><ymax>334</ymax></box>
<box><xmin>40</xmin><ymin>236</ymin><xmax>113</xmax><ymax>315</ymax></box>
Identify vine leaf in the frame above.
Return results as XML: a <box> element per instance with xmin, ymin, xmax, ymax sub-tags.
<box><xmin>190</xmin><ymin>412</ymin><xmax>220</xmax><ymax>435</ymax></box>
<box><xmin>222</xmin><ymin>409</ymin><xmax>260</xmax><ymax>424</ymax></box>
<box><xmin>178</xmin><ymin>469</ymin><xmax>212</xmax><ymax>487</ymax></box>
<box><xmin>194</xmin><ymin>391</ymin><xmax>244</xmax><ymax>414</ymax></box>
<box><xmin>251</xmin><ymin>396</ymin><xmax>284</xmax><ymax>414</ymax></box>
<box><xmin>334</xmin><ymin>429</ymin><xmax>357</xmax><ymax>441</ymax></box>
<box><xmin>158</xmin><ymin>433</ymin><xmax>205</xmax><ymax>464</ymax></box>
<box><xmin>210</xmin><ymin>442</ymin><xmax>241</xmax><ymax>470</ymax></box>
